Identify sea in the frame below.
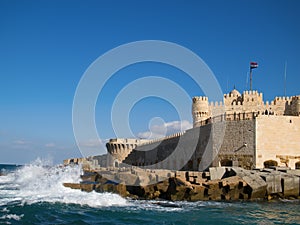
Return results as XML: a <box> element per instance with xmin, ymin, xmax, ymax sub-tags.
<box><xmin>0</xmin><ymin>159</ymin><xmax>299</xmax><ymax>225</ymax></box>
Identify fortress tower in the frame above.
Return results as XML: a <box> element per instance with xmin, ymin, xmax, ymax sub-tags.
<box><xmin>192</xmin><ymin>96</ymin><xmax>209</xmax><ymax>127</ymax></box>
<box><xmin>192</xmin><ymin>88</ymin><xmax>300</xmax><ymax>127</ymax></box>
<box><xmin>291</xmin><ymin>96</ymin><xmax>300</xmax><ymax>116</ymax></box>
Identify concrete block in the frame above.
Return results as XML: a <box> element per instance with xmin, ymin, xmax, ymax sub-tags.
<box><xmin>116</xmin><ymin>172</ymin><xmax>138</xmax><ymax>185</ymax></box>
<box><xmin>281</xmin><ymin>175</ymin><xmax>300</xmax><ymax>197</ymax></box>
<box><xmin>260</xmin><ymin>173</ymin><xmax>282</xmax><ymax>194</ymax></box>
<box><xmin>286</xmin><ymin>170</ymin><xmax>300</xmax><ymax>177</ymax></box>
<box><xmin>242</xmin><ymin>174</ymin><xmax>267</xmax><ymax>199</ymax></box>
<box><xmin>175</xmin><ymin>171</ymin><xmax>186</xmax><ymax>178</ymax></box>
<box><xmin>209</xmin><ymin>167</ymin><xmax>226</xmax><ymax>180</ymax></box>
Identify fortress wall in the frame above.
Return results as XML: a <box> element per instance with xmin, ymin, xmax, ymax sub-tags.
<box><xmin>217</xmin><ymin>120</ymin><xmax>256</xmax><ymax>169</ymax></box>
<box><xmin>255</xmin><ymin>115</ymin><xmax>300</xmax><ymax>169</ymax></box>
<box><xmin>123</xmin><ymin>125</ymin><xmax>212</xmax><ymax>171</ymax></box>
<box><xmin>123</xmin><ymin>120</ymin><xmax>257</xmax><ymax>171</ymax></box>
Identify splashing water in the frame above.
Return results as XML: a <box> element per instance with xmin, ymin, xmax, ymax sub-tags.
<box><xmin>0</xmin><ymin>159</ymin><xmax>128</xmax><ymax>208</ymax></box>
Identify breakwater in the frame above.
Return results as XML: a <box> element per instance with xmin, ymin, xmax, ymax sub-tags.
<box><xmin>63</xmin><ymin>166</ymin><xmax>300</xmax><ymax>201</ymax></box>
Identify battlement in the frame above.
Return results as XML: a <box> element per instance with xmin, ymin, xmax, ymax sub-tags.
<box><xmin>242</xmin><ymin>90</ymin><xmax>262</xmax><ymax>96</ymax></box>
<box><xmin>192</xmin><ymin>96</ymin><xmax>208</xmax><ymax>102</ymax></box>
<box><xmin>192</xmin><ymin>88</ymin><xmax>300</xmax><ymax>127</ymax></box>
<box><xmin>139</xmin><ymin>131</ymin><xmax>186</xmax><ymax>146</ymax></box>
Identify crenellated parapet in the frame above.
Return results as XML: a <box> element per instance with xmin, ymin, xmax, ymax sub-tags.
<box><xmin>192</xmin><ymin>88</ymin><xmax>300</xmax><ymax>127</ymax></box>
<box><xmin>105</xmin><ymin>138</ymin><xmax>150</xmax><ymax>166</ymax></box>
<box><xmin>138</xmin><ymin>131</ymin><xmax>186</xmax><ymax>147</ymax></box>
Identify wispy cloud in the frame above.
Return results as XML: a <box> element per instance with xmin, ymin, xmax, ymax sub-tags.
<box><xmin>45</xmin><ymin>143</ymin><xmax>56</xmax><ymax>148</ymax></box>
<box><xmin>13</xmin><ymin>139</ymin><xmax>31</xmax><ymax>145</ymax></box>
<box><xmin>137</xmin><ymin>120</ymin><xmax>192</xmax><ymax>139</ymax></box>
<box><xmin>78</xmin><ymin>138</ymin><xmax>106</xmax><ymax>148</ymax></box>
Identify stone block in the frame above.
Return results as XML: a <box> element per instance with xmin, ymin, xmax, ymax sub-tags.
<box><xmin>203</xmin><ymin>171</ymin><xmax>210</xmax><ymax>179</ymax></box>
<box><xmin>281</xmin><ymin>175</ymin><xmax>300</xmax><ymax>197</ymax></box>
<box><xmin>138</xmin><ymin>175</ymin><xmax>150</xmax><ymax>186</ymax></box>
<box><xmin>175</xmin><ymin>171</ymin><xmax>187</xmax><ymax>179</ymax></box>
<box><xmin>80</xmin><ymin>172</ymin><xmax>99</xmax><ymax>182</ymax></box>
<box><xmin>63</xmin><ymin>183</ymin><xmax>81</xmax><ymax>189</ymax></box>
<box><xmin>116</xmin><ymin>172</ymin><xmax>139</xmax><ymax>186</ymax></box>
<box><xmin>156</xmin><ymin>179</ymin><xmax>170</xmax><ymax>193</ymax></box>
<box><xmin>286</xmin><ymin>170</ymin><xmax>300</xmax><ymax>177</ymax></box>
<box><xmin>189</xmin><ymin>186</ymin><xmax>206</xmax><ymax>201</ymax></box>
<box><xmin>242</xmin><ymin>174</ymin><xmax>267</xmax><ymax>199</ymax></box>
<box><xmin>192</xmin><ymin>177</ymin><xmax>207</xmax><ymax>185</ymax></box>
<box><xmin>193</xmin><ymin>171</ymin><xmax>204</xmax><ymax>178</ymax></box>
<box><xmin>209</xmin><ymin>167</ymin><xmax>226</xmax><ymax>180</ymax></box>
<box><xmin>80</xmin><ymin>183</ymin><xmax>95</xmax><ymax>192</ymax></box>
<box><xmin>260</xmin><ymin>173</ymin><xmax>282</xmax><ymax>194</ymax></box>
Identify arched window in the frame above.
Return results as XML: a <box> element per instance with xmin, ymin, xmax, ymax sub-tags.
<box><xmin>295</xmin><ymin>161</ymin><xmax>300</xmax><ymax>169</ymax></box>
<box><xmin>264</xmin><ymin>160</ymin><xmax>278</xmax><ymax>168</ymax></box>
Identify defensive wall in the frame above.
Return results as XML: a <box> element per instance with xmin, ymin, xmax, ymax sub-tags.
<box><xmin>109</xmin><ymin>113</ymin><xmax>300</xmax><ymax>171</ymax></box>
<box><xmin>101</xmin><ymin>89</ymin><xmax>300</xmax><ymax>171</ymax></box>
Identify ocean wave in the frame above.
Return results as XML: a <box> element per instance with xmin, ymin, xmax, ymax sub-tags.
<box><xmin>0</xmin><ymin>159</ymin><xmax>128</xmax><ymax>208</ymax></box>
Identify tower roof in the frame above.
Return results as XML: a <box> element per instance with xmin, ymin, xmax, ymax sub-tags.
<box><xmin>229</xmin><ymin>88</ymin><xmax>241</xmax><ymax>96</ymax></box>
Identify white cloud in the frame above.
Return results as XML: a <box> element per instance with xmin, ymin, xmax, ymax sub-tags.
<box><xmin>78</xmin><ymin>138</ymin><xmax>105</xmax><ymax>148</ymax></box>
<box><xmin>45</xmin><ymin>143</ymin><xmax>56</xmax><ymax>148</ymax></box>
<box><xmin>13</xmin><ymin>139</ymin><xmax>31</xmax><ymax>145</ymax></box>
<box><xmin>137</xmin><ymin>120</ymin><xmax>192</xmax><ymax>139</ymax></box>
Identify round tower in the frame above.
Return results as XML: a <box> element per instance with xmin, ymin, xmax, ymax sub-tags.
<box><xmin>293</xmin><ymin>96</ymin><xmax>300</xmax><ymax>116</ymax></box>
<box><xmin>192</xmin><ymin>96</ymin><xmax>209</xmax><ymax>127</ymax></box>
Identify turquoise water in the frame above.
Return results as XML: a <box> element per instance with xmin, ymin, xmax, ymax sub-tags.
<box><xmin>0</xmin><ymin>162</ymin><xmax>299</xmax><ymax>225</ymax></box>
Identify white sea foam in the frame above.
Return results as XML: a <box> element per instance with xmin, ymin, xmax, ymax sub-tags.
<box><xmin>0</xmin><ymin>159</ymin><xmax>128</xmax><ymax>208</ymax></box>
<box><xmin>0</xmin><ymin>214</ymin><xmax>24</xmax><ymax>221</ymax></box>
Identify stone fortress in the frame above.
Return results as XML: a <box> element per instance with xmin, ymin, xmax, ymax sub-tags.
<box><xmin>104</xmin><ymin>88</ymin><xmax>300</xmax><ymax>170</ymax></box>
<box><xmin>65</xmin><ymin>88</ymin><xmax>300</xmax><ymax>171</ymax></box>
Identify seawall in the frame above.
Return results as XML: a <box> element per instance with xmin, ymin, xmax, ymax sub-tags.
<box><xmin>63</xmin><ymin>166</ymin><xmax>300</xmax><ymax>201</ymax></box>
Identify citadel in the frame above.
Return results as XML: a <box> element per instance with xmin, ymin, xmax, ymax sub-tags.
<box><xmin>66</xmin><ymin>88</ymin><xmax>300</xmax><ymax>171</ymax></box>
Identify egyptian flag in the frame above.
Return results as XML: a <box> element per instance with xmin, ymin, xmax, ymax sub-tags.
<box><xmin>250</xmin><ymin>62</ymin><xmax>258</xmax><ymax>69</ymax></box>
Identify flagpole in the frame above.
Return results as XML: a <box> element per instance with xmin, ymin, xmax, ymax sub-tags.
<box><xmin>250</xmin><ymin>68</ymin><xmax>253</xmax><ymax>91</ymax></box>
<box><xmin>284</xmin><ymin>61</ymin><xmax>287</xmax><ymax>96</ymax></box>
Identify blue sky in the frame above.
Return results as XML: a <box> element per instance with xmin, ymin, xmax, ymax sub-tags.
<box><xmin>1</xmin><ymin>0</ymin><xmax>300</xmax><ymax>164</ymax></box>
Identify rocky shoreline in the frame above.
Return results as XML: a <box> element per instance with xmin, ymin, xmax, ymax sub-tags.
<box><xmin>63</xmin><ymin>166</ymin><xmax>300</xmax><ymax>201</ymax></box>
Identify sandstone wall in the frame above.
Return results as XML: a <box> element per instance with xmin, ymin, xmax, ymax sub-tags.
<box><xmin>255</xmin><ymin>115</ymin><xmax>300</xmax><ymax>169</ymax></box>
<box><xmin>123</xmin><ymin>125</ymin><xmax>211</xmax><ymax>171</ymax></box>
<box><xmin>123</xmin><ymin>120</ymin><xmax>256</xmax><ymax>171</ymax></box>
<box><xmin>217</xmin><ymin>120</ymin><xmax>256</xmax><ymax>170</ymax></box>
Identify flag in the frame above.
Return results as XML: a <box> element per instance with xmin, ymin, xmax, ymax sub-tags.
<box><xmin>250</xmin><ymin>62</ymin><xmax>258</xmax><ymax>69</ymax></box>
